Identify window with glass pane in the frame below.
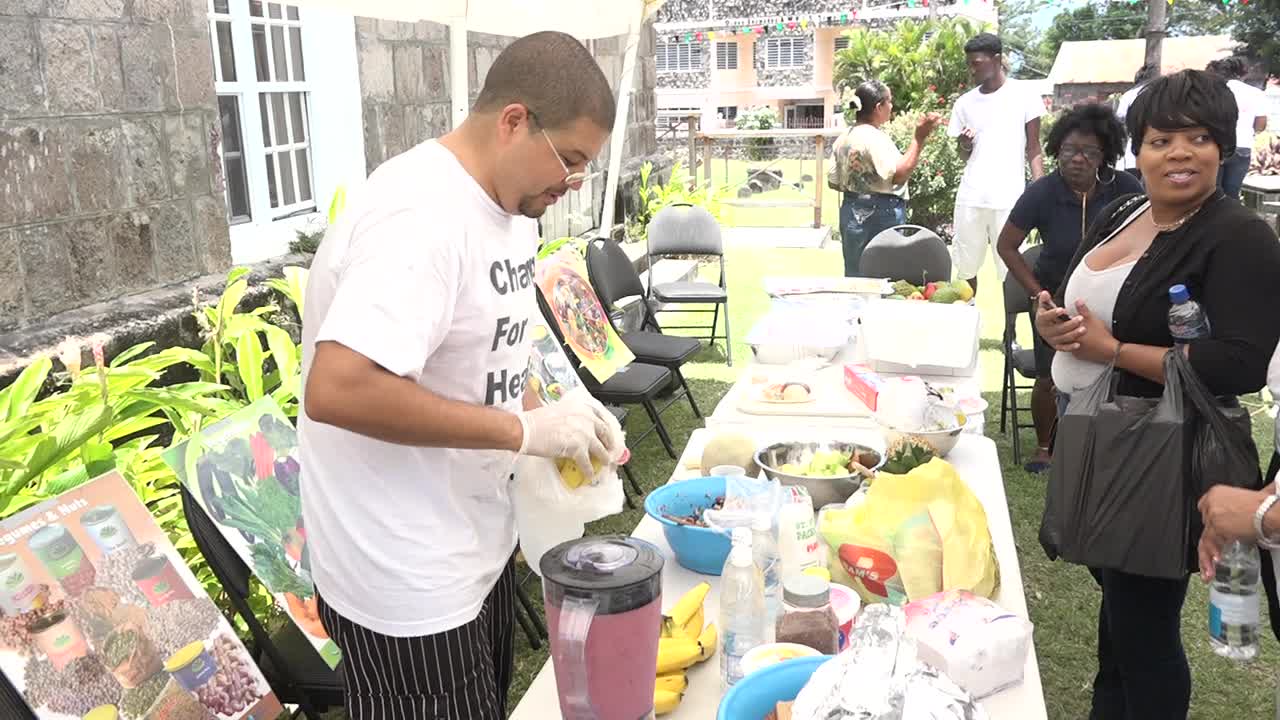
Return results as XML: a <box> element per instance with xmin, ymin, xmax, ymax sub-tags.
<box><xmin>211</xmin><ymin>1</ymin><xmax>314</xmax><ymax>222</ymax></box>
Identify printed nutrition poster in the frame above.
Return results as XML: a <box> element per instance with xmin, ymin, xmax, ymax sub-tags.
<box><xmin>0</xmin><ymin>470</ymin><xmax>283</xmax><ymax>719</ymax></box>
<box><xmin>535</xmin><ymin>247</ymin><xmax>634</xmax><ymax>383</ymax></box>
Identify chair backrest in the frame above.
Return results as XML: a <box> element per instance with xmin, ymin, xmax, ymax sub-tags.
<box><xmin>586</xmin><ymin>238</ymin><xmax>646</xmax><ymax>309</ymax></box>
<box><xmin>1002</xmin><ymin>244</ymin><xmax>1044</xmax><ymax>319</ymax></box>
<box><xmin>859</xmin><ymin>225</ymin><xmax>951</xmax><ymax>286</ymax></box>
<box><xmin>647</xmin><ymin>204</ymin><xmax>724</xmax><ymax>258</ymax></box>
<box><xmin>0</xmin><ymin>669</ymin><xmax>36</xmax><ymax>720</ymax></box>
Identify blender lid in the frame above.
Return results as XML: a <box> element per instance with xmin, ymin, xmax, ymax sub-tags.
<box><xmin>540</xmin><ymin>536</ymin><xmax>664</xmax><ymax>613</ymax></box>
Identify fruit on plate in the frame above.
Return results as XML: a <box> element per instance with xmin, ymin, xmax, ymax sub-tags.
<box><xmin>881</xmin><ymin>437</ymin><xmax>936</xmax><ymax>474</ymax></box>
<box><xmin>953</xmin><ymin>279</ymin><xmax>975</xmax><ymax>302</ymax></box>
<box><xmin>763</xmin><ymin>382</ymin><xmax>812</xmax><ymax>402</ymax></box>
<box><xmin>700</xmin><ymin>432</ymin><xmax>760</xmax><ymax>476</ymax></box>
<box><xmin>923</xmin><ymin>282</ymin><xmax>938</xmax><ymax>300</ymax></box>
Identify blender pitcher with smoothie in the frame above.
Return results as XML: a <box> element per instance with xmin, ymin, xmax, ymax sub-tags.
<box><xmin>541</xmin><ymin>536</ymin><xmax>664</xmax><ymax>720</ymax></box>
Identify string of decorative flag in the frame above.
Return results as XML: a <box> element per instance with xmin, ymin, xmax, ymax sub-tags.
<box><xmin>658</xmin><ymin>0</ymin><xmax>1255</xmax><ymax>42</ymax></box>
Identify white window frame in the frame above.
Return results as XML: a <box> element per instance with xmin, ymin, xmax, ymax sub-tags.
<box><xmin>764</xmin><ymin>37</ymin><xmax>805</xmax><ymax>69</ymax></box>
<box><xmin>656</xmin><ymin>41</ymin><xmax>702</xmax><ymax>73</ymax></box>
<box><xmin>715</xmin><ymin>41</ymin><xmax>738</xmax><ymax>71</ymax></box>
<box><xmin>208</xmin><ymin>0</ymin><xmax>316</xmax><ymax>225</ymax></box>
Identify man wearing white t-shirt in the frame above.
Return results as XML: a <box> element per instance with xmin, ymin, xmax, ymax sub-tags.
<box><xmin>1115</xmin><ymin>63</ymin><xmax>1159</xmax><ymax>179</ymax></box>
<box><xmin>948</xmin><ymin>33</ymin><xmax>1045</xmax><ymax>294</ymax></box>
<box><xmin>1207</xmin><ymin>56</ymin><xmax>1268</xmax><ymax>199</ymax></box>
<box><xmin>298</xmin><ymin>32</ymin><xmax>620</xmax><ymax>719</ymax></box>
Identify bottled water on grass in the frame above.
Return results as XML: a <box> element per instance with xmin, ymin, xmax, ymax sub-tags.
<box><xmin>752</xmin><ymin>515</ymin><xmax>781</xmax><ymax>644</ymax></box>
<box><xmin>1209</xmin><ymin>540</ymin><xmax>1260</xmax><ymax>661</ymax></box>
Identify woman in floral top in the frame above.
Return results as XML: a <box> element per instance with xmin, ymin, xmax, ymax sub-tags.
<box><xmin>829</xmin><ymin>80</ymin><xmax>943</xmax><ymax>275</ymax></box>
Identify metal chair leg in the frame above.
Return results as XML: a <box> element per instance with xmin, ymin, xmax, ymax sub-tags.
<box><xmin>515</xmin><ymin>581</ymin><xmax>547</xmax><ymax>642</ymax></box>
<box><xmin>1010</xmin><ymin>381</ymin><xmax>1023</xmax><ymax>467</ymax></box>
<box><xmin>643</xmin><ymin>399</ymin><xmax>677</xmax><ymax>458</ymax></box>
<box><xmin>1000</xmin><ymin>337</ymin><xmax>1012</xmax><ymax>434</ymax></box>
<box><xmin>622</xmin><ymin>462</ymin><xmax>644</xmax><ymax>498</ymax></box>
<box><xmin>677</xmin><ymin>370</ymin><xmax>702</xmax><ymax>419</ymax></box>
<box><xmin>722</xmin><ymin>298</ymin><xmax>732</xmax><ymax>367</ymax></box>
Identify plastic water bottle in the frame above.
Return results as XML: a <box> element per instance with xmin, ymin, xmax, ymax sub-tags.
<box><xmin>751</xmin><ymin>514</ymin><xmax>782</xmax><ymax>643</ymax></box>
<box><xmin>1209</xmin><ymin>540</ymin><xmax>1260</xmax><ymax>661</ymax></box>
<box><xmin>1168</xmin><ymin>284</ymin><xmax>1211</xmax><ymax>342</ymax></box>
<box><xmin>720</xmin><ymin>527</ymin><xmax>765</xmax><ymax>690</ymax></box>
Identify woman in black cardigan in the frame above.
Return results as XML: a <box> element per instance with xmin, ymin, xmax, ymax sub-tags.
<box><xmin>1035</xmin><ymin>70</ymin><xmax>1280</xmax><ymax>719</ymax></box>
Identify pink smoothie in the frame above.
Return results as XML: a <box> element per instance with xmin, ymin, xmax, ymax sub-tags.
<box><xmin>545</xmin><ymin>593</ymin><xmax>662</xmax><ymax>720</ymax></box>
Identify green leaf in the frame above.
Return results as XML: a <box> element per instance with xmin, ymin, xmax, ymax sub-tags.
<box><xmin>124</xmin><ymin>388</ymin><xmax>222</xmax><ymax>418</ymax></box>
<box><xmin>103</xmin><ymin>415</ymin><xmax>169</xmax><ymax>444</ymax></box>
<box><xmin>0</xmin><ymin>457</ymin><xmax>25</xmax><ymax>472</ymax></box>
<box><xmin>2</xmin><ymin>357</ymin><xmax>51</xmax><ymax>422</ymax></box>
<box><xmin>263</xmin><ymin>326</ymin><xmax>298</xmax><ymax>386</ymax></box>
<box><xmin>109</xmin><ymin>342</ymin><xmax>156</xmax><ymax>368</ymax></box>
<box><xmin>236</xmin><ymin>332</ymin><xmax>265</xmax><ymax>402</ymax></box>
<box><xmin>226</xmin><ymin>266</ymin><xmax>251</xmax><ymax>287</ymax></box>
<box><xmin>8</xmin><ymin>405</ymin><xmax>113</xmax><ymax>495</ymax></box>
<box><xmin>218</xmin><ymin>277</ymin><xmax>249</xmax><ymax>325</ymax></box>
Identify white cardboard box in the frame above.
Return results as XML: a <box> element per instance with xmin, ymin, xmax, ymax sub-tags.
<box><xmin>858</xmin><ymin>299</ymin><xmax>980</xmax><ymax>377</ymax></box>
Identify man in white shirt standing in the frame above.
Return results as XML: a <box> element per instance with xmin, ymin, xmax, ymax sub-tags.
<box><xmin>298</xmin><ymin>31</ymin><xmax>621</xmax><ymax>719</ymax></box>
<box><xmin>1207</xmin><ymin>56</ymin><xmax>1268</xmax><ymax>199</ymax></box>
<box><xmin>948</xmin><ymin>33</ymin><xmax>1045</xmax><ymax>294</ymax></box>
<box><xmin>1115</xmin><ymin>63</ymin><xmax>1159</xmax><ymax>180</ymax></box>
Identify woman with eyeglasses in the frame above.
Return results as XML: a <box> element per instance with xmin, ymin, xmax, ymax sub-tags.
<box><xmin>996</xmin><ymin>103</ymin><xmax>1142</xmax><ymax>473</ymax></box>
<box><xmin>1033</xmin><ymin>70</ymin><xmax>1280</xmax><ymax>719</ymax></box>
<box><xmin>829</xmin><ymin>79</ymin><xmax>943</xmax><ymax>276</ymax></box>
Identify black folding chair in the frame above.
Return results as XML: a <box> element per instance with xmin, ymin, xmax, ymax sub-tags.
<box><xmin>536</xmin><ymin>292</ymin><xmax>681</xmax><ymax>459</ymax></box>
<box><xmin>0</xmin><ymin>668</ymin><xmax>35</xmax><ymax>719</ymax></box>
<box><xmin>180</xmin><ymin>486</ymin><xmax>344</xmax><ymax>720</ymax></box>
<box><xmin>586</xmin><ymin>238</ymin><xmax>703</xmax><ymax>421</ymax></box>
<box><xmin>860</xmin><ymin>225</ymin><xmax>952</xmax><ymax>285</ymax></box>
<box><xmin>646</xmin><ymin>204</ymin><xmax>733</xmax><ymax>366</ymax></box>
<box><xmin>1000</xmin><ymin>245</ymin><xmax>1043</xmax><ymax>466</ymax></box>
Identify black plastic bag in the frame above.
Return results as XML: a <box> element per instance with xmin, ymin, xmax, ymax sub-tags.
<box><xmin>1041</xmin><ymin>351</ymin><xmax>1192</xmax><ymax>579</ymax></box>
<box><xmin>1172</xmin><ymin>349</ymin><xmax>1262</xmax><ymax>497</ymax></box>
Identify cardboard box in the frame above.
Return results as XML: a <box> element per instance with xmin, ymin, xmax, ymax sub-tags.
<box><xmin>858</xmin><ymin>299</ymin><xmax>980</xmax><ymax>377</ymax></box>
<box><xmin>843</xmin><ymin>363</ymin><xmax>883</xmax><ymax>412</ymax></box>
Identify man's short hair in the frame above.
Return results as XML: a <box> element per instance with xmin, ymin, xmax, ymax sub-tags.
<box><xmin>1134</xmin><ymin>63</ymin><xmax>1158</xmax><ymax>84</ymax></box>
<box><xmin>473</xmin><ymin>31</ymin><xmax>616</xmax><ymax>132</ymax></box>
<box><xmin>964</xmin><ymin>33</ymin><xmax>1002</xmax><ymax>56</ymax></box>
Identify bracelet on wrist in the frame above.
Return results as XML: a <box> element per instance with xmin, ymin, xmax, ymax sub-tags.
<box><xmin>1254</xmin><ymin>494</ymin><xmax>1280</xmax><ymax>549</ymax></box>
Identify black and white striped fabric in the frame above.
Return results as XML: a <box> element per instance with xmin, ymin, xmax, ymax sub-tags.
<box><xmin>318</xmin><ymin>559</ymin><xmax>516</xmax><ymax>719</ymax></box>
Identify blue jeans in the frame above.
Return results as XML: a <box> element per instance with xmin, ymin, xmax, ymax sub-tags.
<box><xmin>1217</xmin><ymin>148</ymin><xmax>1251</xmax><ymax>199</ymax></box>
<box><xmin>840</xmin><ymin>192</ymin><xmax>906</xmax><ymax>277</ymax></box>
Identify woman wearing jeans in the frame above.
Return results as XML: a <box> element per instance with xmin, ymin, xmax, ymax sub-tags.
<box><xmin>1036</xmin><ymin>70</ymin><xmax>1280</xmax><ymax>718</ymax></box>
<box><xmin>828</xmin><ymin>80</ymin><xmax>942</xmax><ymax>276</ymax></box>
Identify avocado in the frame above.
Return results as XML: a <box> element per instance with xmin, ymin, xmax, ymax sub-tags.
<box><xmin>930</xmin><ymin>287</ymin><xmax>961</xmax><ymax>304</ymax></box>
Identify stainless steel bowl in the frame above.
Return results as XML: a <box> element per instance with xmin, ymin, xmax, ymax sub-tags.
<box><xmin>754</xmin><ymin>440</ymin><xmax>886</xmax><ymax>509</ymax></box>
<box><xmin>876</xmin><ymin>417</ymin><xmax>965</xmax><ymax>458</ymax></box>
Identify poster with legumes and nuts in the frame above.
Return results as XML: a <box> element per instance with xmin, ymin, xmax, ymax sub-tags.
<box><xmin>161</xmin><ymin>398</ymin><xmax>341</xmax><ymax>670</ymax></box>
<box><xmin>0</xmin><ymin>470</ymin><xmax>283</xmax><ymax>719</ymax></box>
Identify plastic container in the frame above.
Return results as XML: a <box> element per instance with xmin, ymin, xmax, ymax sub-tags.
<box><xmin>644</xmin><ymin>476</ymin><xmax>731</xmax><ymax>575</ymax></box>
<box><xmin>775</xmin><ymin>575</ymin><xmax>839</xmax><ymax>655</ymax></box>
<box><xmin>721</xmin><ymin>527</ymin><xmax>766</xmax><ymax>691</ymax></box>
<box><xmin>0</xmin><ymin>552</ymin><xmax>45</xmax><ymax>615</ymax></box>
<box><xmin>778</xmin><ymin>489</ymin><xmax>824</xmax><ymax>578</ymax></box>
<box><xmin>740</xmin><ymin>642</ymin><xmax>822</xmax><ymax>676</ymax></box>
<box><xmin>752</xmin><ymin>515</ymin><xmax>781</xmax><ymax>644</ymax></box>
<box><xmin>165</xmin><ymin>641</ymin><xmax>219</xmax><ymax>692</ymax></box>
<box><xmin>1168</xmin><ymin>284</ymin><xmax>1211</xmax><ymax>342</ymax></box>
<box><xmin>827</xmin><ymin>583</ymin><xmax>861</xmax><ymax>652</ymax></box>
<box><xmin>717</xmin><ymin>655</ymin><xmax>831</xmax><ymax>720</ymax></box>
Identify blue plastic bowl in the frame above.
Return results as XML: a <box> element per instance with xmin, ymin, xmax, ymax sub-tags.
<box><xmin>718</xmin><ymin>655</ymin><xmax>832</xmax><ymax>720</ymax></box>
<box><xmin>643</xmin><ymin>475</ymin><xmax>731</xmax><ymax>575</ymax></box>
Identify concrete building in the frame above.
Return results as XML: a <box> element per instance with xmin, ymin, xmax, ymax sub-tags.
<box><xmin>651</xmin><ymin>0</ymin><xmax>996</xmax><ymax>136</ymax></box>
<box><xmin>1048</xmin><ymin>35</ymin><xmax>1237</xmax><ymax>108</ymax></box>
<box><xmin>0</xmin><ymin>0</ymin><xmax>659</xmax><ymax>337</ymax></box>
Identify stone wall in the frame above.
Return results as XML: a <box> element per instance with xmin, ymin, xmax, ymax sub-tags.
<box><xmin>0</xmin><ymin>0</ymin><xmax>229</xmax><ymax>333</ymax></box>
<box><xmin>754</xmin><ymin>31</ymin><xmax>813</xmax><ymax>87</ymax></box>
<box><xmin>655</xmin><ymin>37</ymin><xmax>711</xmax><ymax>90</ymax></box>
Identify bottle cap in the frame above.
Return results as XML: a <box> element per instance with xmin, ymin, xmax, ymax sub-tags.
<box><xmin>1168</xmin><ymin>284</ymin><xmax>1190</xmax><ymax>304</ymax></box>
<box><xmin>782</xmin><ymin>574</ymin><xmax>831</xmax><ymax>608</ymax></box>
<box><xmin>802</xmin><ymin>567</ymin><xmax>832</xmax><ymax>583</ymax></box>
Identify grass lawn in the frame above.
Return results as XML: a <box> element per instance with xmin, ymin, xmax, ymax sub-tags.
<box><xmin>505</xmin><ymin>239</ymin><xmax>1280</xmax><ymax>719</ymax></box>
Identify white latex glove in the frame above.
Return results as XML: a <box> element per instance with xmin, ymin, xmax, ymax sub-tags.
<box><xmin>580</xmin><ymin>394</ymin><xmax>626</xmax><ymax>462</ymax></box>
<box><xmin>516</xmin><ymin>402</ymin><xmax>611</xmax><ymax>478</ymax></box>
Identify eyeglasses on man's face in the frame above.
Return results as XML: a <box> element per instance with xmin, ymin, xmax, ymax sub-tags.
<box><xmin>529</xmin><ymin>110</ymin><xmax>601</xmax><ymax>191</ymax></box>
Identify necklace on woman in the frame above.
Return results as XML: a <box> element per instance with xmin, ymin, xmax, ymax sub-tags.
<box><xmin>1150</xmin><ymin>203</ymin><xmax>1205</xmax><ymax>232</ymax></box>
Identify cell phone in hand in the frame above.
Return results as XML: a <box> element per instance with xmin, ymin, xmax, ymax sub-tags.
<box><xmin>1038</xmin><ymin>294</ymin><xmax>1070</xmax><ymax>323</ymax></box>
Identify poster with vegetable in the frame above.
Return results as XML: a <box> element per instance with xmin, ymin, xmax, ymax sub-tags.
<box><xmin>0</xmin><ymin>471</ymin><xmax>283</xmax><ymax>719</ymax></box>
<box><xmin>535</xmin><ymin>247</ymin><xmax>634</xmax><ymax>383</ymax></box>
<box><xmin>161</xmin><ymin>398</ymin><xmax>340</xmax><ymax>669</ymax></box>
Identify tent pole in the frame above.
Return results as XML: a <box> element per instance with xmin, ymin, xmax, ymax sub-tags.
<box><xmin>450</xmin><ymin>19</ymin><xmax>469</xmax><ymax>129</ymax></box>
<box><xmin>598</xmin><ymin>3</ymin><xmax>645</xmax><ymax>237</ymax></box>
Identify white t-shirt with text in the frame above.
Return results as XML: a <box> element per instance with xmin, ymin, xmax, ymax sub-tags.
<box><xmin>298</xmin><ymin>140</ymin><xmax>538</xmax><ymax>637</ymax></box>
<box><xmin>1228</xmin><ymin>79</ymin><xmax>1268</xmax><ymax>153</ymax></box>
<box><xmin>948</xmin><ymin>79</ymin><xmax>1045</xmax><ymax>209</ymax></box>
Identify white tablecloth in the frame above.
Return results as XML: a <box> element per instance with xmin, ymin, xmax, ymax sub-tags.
<box><xmin>510</xmin><ymin>428</ymin><xmax>1047</xmax><ymax>720</ymax></box>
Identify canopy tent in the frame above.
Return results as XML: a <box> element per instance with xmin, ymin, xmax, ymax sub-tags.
<box><xmin>290</xmin><ymin>0</ymin><xmax>668</xmax><ymax>232</ymax></box>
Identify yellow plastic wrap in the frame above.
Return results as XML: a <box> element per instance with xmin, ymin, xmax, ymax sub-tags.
<box><xmin>819</xmin><ymin>458</ymin><xmax>999</xmax><ymax>605</ymax></box>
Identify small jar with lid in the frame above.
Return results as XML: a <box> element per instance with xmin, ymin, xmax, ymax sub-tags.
<box><xmin>774</xmin><ymin>575</ymin><xmax>839</xmax><ymax>655</ymax></box>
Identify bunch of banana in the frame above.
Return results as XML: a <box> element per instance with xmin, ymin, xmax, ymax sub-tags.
<box><xmin>654</xmin><ymin>582</ymin><xmax>719</xmax><ymax>715</ymax></box>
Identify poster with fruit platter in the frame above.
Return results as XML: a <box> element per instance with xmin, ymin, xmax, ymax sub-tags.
<box><xmin>0</xmin><ymin>471</ymin><xmax>284</xmax><ymax>719</ymax></box>
<box><xmin>161</xmin><ymin>398</ymin><xmax>341</xmax><ymax>669</ymax></box>
<box><xmin>535</xmin><ymin>247</ymin><xmax>635</xmax><ymax>383</ymax></box>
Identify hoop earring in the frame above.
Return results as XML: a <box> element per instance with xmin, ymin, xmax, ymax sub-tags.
<box><xmin>1096</xmin><ymin>166</ymin><xmax>1116</xmax><ymax>185</ymax></box>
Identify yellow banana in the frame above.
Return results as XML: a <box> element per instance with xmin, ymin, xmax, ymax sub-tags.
<box><xmin>656</xmin><ymin>637</ymin><xmax>702</xmax><ymax>674</ymax></box>
<box><xmin>654</xmin><ymin>689</ymin><xmax>682</xmax><ymax>715</ymax></box>
<box><xmin>655</xmin><ymin>672</ymin><xmax>688</xmax><ymax>694</ymax></box>
<box><xmin>676</xmin><ymin>604</ymin><xmax>704</xmax><ymax>639</ymax></box>
<box><xmin>663</xmin><ymin>582</ymin><xmax>710</xmax><ymax>636</ymax></box>
<box><xmin>697</xmin><ymin>622</ymin><xmax>718</xmax><ymax>662</ymax></box>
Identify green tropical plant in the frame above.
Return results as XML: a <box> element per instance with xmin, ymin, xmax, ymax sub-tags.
<box><xmin>885</xmin><ymin>107</ymin><xmax>967</xmax><ymax>240</ymax></box>
<box><xmin>834</xmin><ymin>18</ymin><xmax>985</xmax><ymax>117</ymax></box>
<box><xmin>735</xmin><ymin>106</ymin><xmax>778</xmax><ymax>162</ymax></box>
<box><xmin>626</xmin><ymin>160</ymin><xmax>723</xmax><ymax>241</ymax></box>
